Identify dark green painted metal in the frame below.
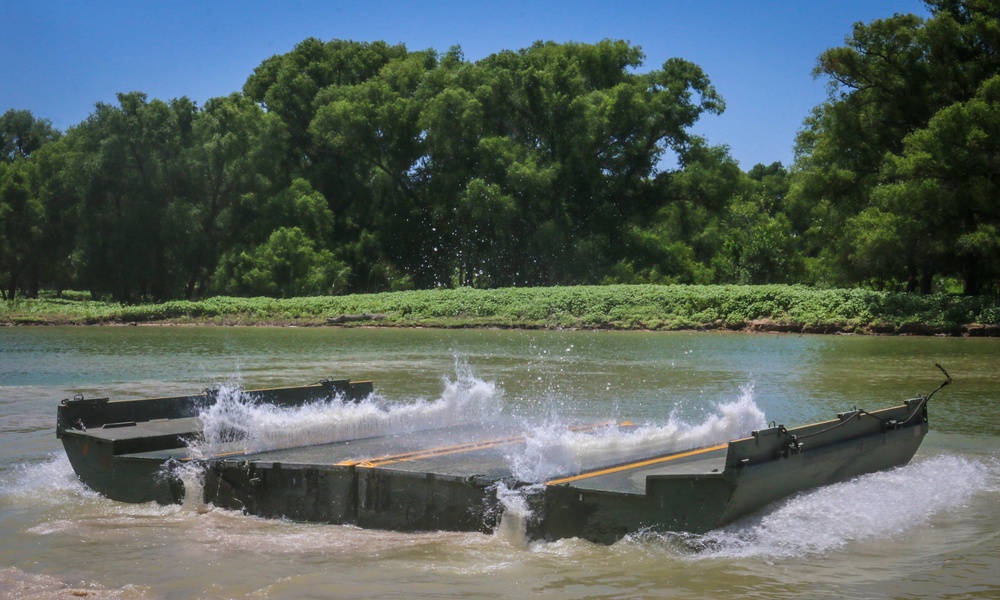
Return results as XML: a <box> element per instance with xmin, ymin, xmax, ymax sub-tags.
<box><xmin>58</xmin><ymin>379</ymin><xmax>932</xmax><ymax>544</ymax></box>
<box><xmin>59</xmin><ymin>433</ymin><xmax>186</xmax><ymax>504</ymax></box>
<box><xmin>207</xmin><ymin>460</ymin><xmax>359</xmax><ymax>523</ymax></box>
<box><xmin>56</xmin><ymin>379</ymin><xmax>372</xmax><ymax>437</ymax></box>
<box><xmin>57</xmin><ymin>379</ymin><xmax>373</xmax><ymax>505</ymax></box>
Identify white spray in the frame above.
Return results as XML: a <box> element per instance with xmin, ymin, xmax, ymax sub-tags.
<box><xmin>647</xmin><ymin>454</ymin><xmax>997</xmax><ymax>559</ymax></box>
<box><xmin>507</xmin><ymin>381</ymin><xmax>766</xmax><ymax>483</ymax></box>
<box><xmin>189</xmin><ymin>367</ymin><xmax>502</xmax><ymax>458</ymax></box>
<box><xmin>491</xmin><ymin>382</ymin><xmax>767</xmax><ymax>545</ymax></box>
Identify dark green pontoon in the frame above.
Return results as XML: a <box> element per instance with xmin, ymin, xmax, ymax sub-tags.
<box><xmin>57</xmin><ymin>369</ymin><xmax>949</xmax><ymax>544</ymax></box>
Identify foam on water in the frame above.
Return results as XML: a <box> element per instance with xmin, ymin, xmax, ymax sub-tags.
<box><xmin>0</xmin><ymin>454</ymin><xmax>201</xmax><ymax>531</ymax></box>
<box><xmin>0</xmin><ymin>453</ymin><xmax>99</xmax><ymax>507</ymax></box>
<box><xmin>633</xmin><ymin>454</ymin><xmax>997</xmax><ymax>559</ymax></box>
<box><xmin>0</xmin><ymin>567</ymin><xmax>148</xmax><ymax>599</ymax></box>
<box><xmin>190</xmin><ymin>365</ymin><xmax>501</xmax><ymax>457</ymax></box>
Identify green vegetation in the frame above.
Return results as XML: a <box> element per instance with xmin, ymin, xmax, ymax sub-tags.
<box><xmin>3</xmin><ymin>2</ymin><xmax>999</xmax><ymax>304</ymax></box>
<box><xmin>2</xmin><ymin>285</ymin><xmax>997</xmax><ymax>335</ymax></box>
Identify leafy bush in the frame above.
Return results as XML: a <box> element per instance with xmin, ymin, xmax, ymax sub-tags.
<box><xmin>2</xmin><ymin>284</ymin><xmax>998</xmax><ymax>332</ymax></box>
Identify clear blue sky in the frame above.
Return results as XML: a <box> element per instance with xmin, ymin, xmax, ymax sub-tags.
<box><xmin>2</xmin><ymin>0</ymin><xmax>929</xmax><ymax>169</ymax></box>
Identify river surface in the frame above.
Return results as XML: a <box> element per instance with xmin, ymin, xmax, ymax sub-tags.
<box><xmin>1</xmin><ymin>326</ymin><xmax>998</xmax><ymax>599</ymax></box>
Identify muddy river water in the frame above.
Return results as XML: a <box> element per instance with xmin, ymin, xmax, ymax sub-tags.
<box><xmin>1</xmin><ymin>326</ymin><xmax>998</xmax><ymax>599</ymax></box>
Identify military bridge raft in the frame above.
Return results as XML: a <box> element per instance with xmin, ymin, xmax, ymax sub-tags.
<box><xmin>56</xmin><ymin>368</ymin><xmax>950</xmax><ymax>545</ymax></box>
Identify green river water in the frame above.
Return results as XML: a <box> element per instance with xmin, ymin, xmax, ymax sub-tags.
<box><xmin>1</xmin><ymin>326</ymin><xmax>998</xmax><ymax>599</ymax></box>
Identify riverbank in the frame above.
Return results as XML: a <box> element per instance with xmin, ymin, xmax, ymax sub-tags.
<box><xmin>2</xmin><ymin>284</ymin><xmax>999</xmax><ymax>335</ymax></box>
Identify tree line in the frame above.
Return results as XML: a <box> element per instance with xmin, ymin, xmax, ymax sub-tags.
<box><xmin>2</xmin><ymin>0</ymin><xmax>998</xmax><ymax>302</ymax></box>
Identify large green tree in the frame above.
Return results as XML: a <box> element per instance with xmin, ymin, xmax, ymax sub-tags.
<box><xmin>466</xmin><ymin>42</ymin><xmax>727</xmax><ymax>286</ymax></box>
<box><xmin>1</xmin><ymin>109</ymin><xmax>60</xmax><ymax>163</ymax></box>
<box><xmin>2</xmin><ymin>37</ymin><xmax>748</xmax><ymax>300</ymax></box>
<box><xmin>0</xmin><ymin>160</ymin><xmax>45</xmax><ymax>299</ymax></box>
<box><xmin>244</xmin><ymin>38</ymin><xmax>410</xmax><ymax>180</ymax></box>
<box><xmin>177</xmin><ymin>93</ymin><xmax>289</xmax><ymax>298</ymax></box>
<box><xmin>792</xmin><ymin>1</ymin><xmax>1000</xmax><ymax>293</ymax></box>
<box><xmin>212</xmin><ymin>177</ymin><xmax>350</xmax><ymax>296</ymax></box>
<box><xmin>69</xmin><ymin>92</ymin><xmax>196</xmax><ymax>302</ymax></box>
<box><xmin>0</xmin><ymin>110</ymin><xmax>63</xmax><ymax>298</ymax></box>
<box><xmin>713</xmin><ymin>162</ymin><xmax>805</xmax><ymax>284</ymax></box>
<box><xmin>305</xmin><ymin>39</ymin><xmax>727</xmax><ymax>288</ymax></box>
<box><xmin>875</xmin><ymin>74</ymin><xmax>1000</xmax><ymax>294</ymax></box>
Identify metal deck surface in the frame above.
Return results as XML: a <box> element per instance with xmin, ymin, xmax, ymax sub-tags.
<box><xmin>85</xmin><ymin>417</ymin><xmax>202</xmax><ymax>442</ymax></box>
<box><xmin>61</xmin><ymin>381</ymin><xmax>936</xmax><ymax>543</ymax></box>
<box><xmin>122</xmin><ymin>422</ymin><xmax>730</xmax><ymax>496</ymax></box>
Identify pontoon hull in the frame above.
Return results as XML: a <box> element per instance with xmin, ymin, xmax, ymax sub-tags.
<box><xmin>58</xmin><ymin>379</ymin><xmax>930</xmax><ymax>544</ymax></box>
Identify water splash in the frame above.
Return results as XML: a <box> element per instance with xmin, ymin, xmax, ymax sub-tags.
<box><xmin>507</xmin><ymin>381</ymin><xmax>765</xmax><ymax>483</ymax></box>
<box><xmin>490</xmin><ymin>382</ymin><xmax>768</xmax><ymax>545</ymax></box>
<box><xmin>634</xmin><ymin>454</ymin><xmax>996</xmax><ymax>559</ymax></box>
<box><xmin>158</xmin><ymin>459</ymin><xmax>210</xmax><ymax>513</ymax></box>
<box><xmin>190</xmin><ymin>366</ymin><xmax>502</xmax><ymax>458</ymax></box>
<box><xmin>0</xmin><ymin>453</ymin><xmax>99</xmax><ymax>506</ymax></box>
<box><xmin>492</xmin><ymin>482</ymin><xmax>543</xmax><ymax>549</ymax></box>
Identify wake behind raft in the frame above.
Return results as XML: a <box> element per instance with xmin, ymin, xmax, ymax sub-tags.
<box><xmin>56</xmin><ymin>367</ymin><xmax>951</xmax><ymax>544</ymax></box>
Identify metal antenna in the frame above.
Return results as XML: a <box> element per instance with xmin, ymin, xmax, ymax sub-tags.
<box><xmin>926</xmin><ymin>363</ymin><xmax>953</xmax><ymax>401</ymax></box>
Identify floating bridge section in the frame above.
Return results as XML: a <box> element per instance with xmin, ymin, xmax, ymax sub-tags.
<box><xmin>58</xmin><ymin>379</ymin><xmax>932</xmax><ymax>544</ymax></box>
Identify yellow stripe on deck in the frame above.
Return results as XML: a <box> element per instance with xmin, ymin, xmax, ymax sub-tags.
<box><xmin>336</xmin><ymin>434</ymin><xmax>526</xmax><ymax>468</ymax></box>
<box><xmin>544</xmin><ymin>443</ymin><xmax>729</xmax><ymax>486</ymax></box>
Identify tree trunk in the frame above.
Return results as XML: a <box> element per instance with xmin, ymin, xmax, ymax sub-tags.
<box><xmin>920</xmin><ymin>271</ymin><xmax>933</xmax><ymax>295</ymax></box>
<box><xmin>5</xmin><ymin>272</ymin><xmax>17</xmax><ymax>301</ymax></box>
<box><xmin>963</xmin><ymin>266</ymin><xmax>981</xmax><ymax>296</ymax></box>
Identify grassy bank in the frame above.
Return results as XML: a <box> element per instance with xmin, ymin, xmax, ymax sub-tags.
<box><xmin>3</xmin><ymin>285</ymin><xmax>999</xmax><ymax>335</ymax></box>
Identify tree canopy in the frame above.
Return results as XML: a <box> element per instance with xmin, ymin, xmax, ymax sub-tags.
<box><xmin>3</xmin><ymin>7</ymin><xmax>1000</xmax><ymax>301</ymax></box>
<box><xmin>791</xmin><ymin>0</ymin><xmax>1000</xmax><ymax>294</ymax></box>
<box><xmin>4</xmin><ymin>39</ymin><xmax>756</xmax><ymax>301</ymax></box>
